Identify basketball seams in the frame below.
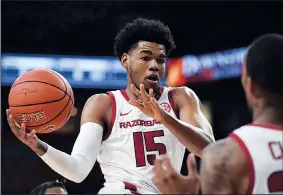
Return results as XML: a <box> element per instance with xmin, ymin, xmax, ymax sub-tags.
<box><xmin>45</xmin><ymin>69</ymin><xmax>74</xmax><ymax>105</ymax></box>
<box><xmin>45</xmin><ymin>69</ymin><xmax>75</xmax><ymax>129</ymax></box>
<box><xmin>44</xmin><ymin>69</ymin><xmax>67</xmax><ymax>92</ymax></box>
<box><xmin>9</xmin><ymin>81</ymin><xmax>67</xmax><ymax>107</ymax></box>
<box><xmin>27</xmin><ymin>95</ymin><xmax>72</xmax><ymax>129</ymax></box>
<box><xmin>11</xmin><ymin>80</ymin><xmax>71</xmax><ymax>99</ymax></box>
<box><xmin>60</xmin><ymin>100</ymin><xmax>74</xmax><ymax>129</ymax></box>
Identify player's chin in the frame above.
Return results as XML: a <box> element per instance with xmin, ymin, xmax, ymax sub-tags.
<box><xmin>143</xmin><ymin>79</ymin><xmax>160</xmax><ymax>92</ymax></box>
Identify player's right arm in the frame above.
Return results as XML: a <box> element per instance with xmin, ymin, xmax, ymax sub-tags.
<box><xmin>6</xmin><ymin>94</ymin><xmax>112</xmax><ymax>183</ymax></box>
<box><xmin>199</xmin><ymin>138</ymin><xmax>249</xmax><ymax>194</ymax></box>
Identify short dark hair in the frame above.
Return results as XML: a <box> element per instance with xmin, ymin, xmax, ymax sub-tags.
<box><xmin>246</xmin><ymin>33</ymin><xmax>283</xmax><ymax>95</ymax></box>
<box><xmin>114</xmin><ymin>18</ymin><xmax>176</xmax><ymax>59</ymax></box>
<box><xmin>30</xmin><ymin>179</ymin><xmax>67</xmax><ymax>195</ymax></box>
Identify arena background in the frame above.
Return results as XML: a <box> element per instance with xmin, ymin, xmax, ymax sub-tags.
<box><xmin>1</xmin><ymin>1</ymin><xmax>282</xmax><ymax>194</ymax></box>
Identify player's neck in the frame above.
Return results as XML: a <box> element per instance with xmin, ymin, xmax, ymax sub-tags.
<box><xmin>125</xmin><ymin>86</ymin><xmax>138</xmax><ymax>100</ymax></box>
<box><xmin>253</xmin><ymin>105</ymin><xmax>283</xmax><ymax>127</ymax></box>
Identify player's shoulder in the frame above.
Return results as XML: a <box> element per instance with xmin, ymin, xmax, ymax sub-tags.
<box><xmin>170</xmin><ymin>86</ymin><xmax>200</xmax><ymax>104</ymax></box>
<box><xmin>203</xmin><ymin>137</ymin><xmax>242</xmax><ymax>157</ymax></box>
<box><xmin>170</xmin><ymin>86</ymin><xmax>195</xmax><ymax>96</ymax></box>
<box><xmin>83</xmin><ymin>93</ymin><xmax>113</xmax><ymax>114</ymax></box>
<box><xmin>202</xmin><ymin>137</ymin><xmax>247</xmax><ymax>172</ymax></box>
<box><xmin>201</xmin><ymin>139</ymin><xmax>238</xmax><ymax>172</ymax></box>
<box><xmin>170</xmin><ymin>86</ymin><xmax>194</xmax><ymax>98</ymax></box>
<box><xmin>81</xmin><ymin>93</ymin><xmax>114</xmax><ymax>125</ymax></box>
<box><xmin>201</xmin><ymin>138</ymin><xmax>248</xmax><ymax>193</ymax></box>
<box><xmin>86</xmin><ymin>93</ymin><xmax>112</xmax><ymax>106</ymax></box>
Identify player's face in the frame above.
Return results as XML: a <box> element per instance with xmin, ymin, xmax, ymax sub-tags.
<box><xmin>121</xmin><ymin>41</ymin><xmax>166</xmax><ymax>93</ymax></box>
<box><xmin>45</xmin><ymin>187</ymin><xmax>68</xmax><ymax>194</ymax></box>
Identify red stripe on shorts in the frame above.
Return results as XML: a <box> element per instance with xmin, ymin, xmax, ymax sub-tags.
<box><xmin>123</xmin><ymin>181</ymin><xmax>140</xmax><ymax>194</ymax></box>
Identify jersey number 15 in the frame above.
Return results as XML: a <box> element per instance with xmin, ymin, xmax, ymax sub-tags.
<box><xmin>133</xmin><ymin>130</ymin><xmax>167</xmax><ymax>167</ymax></box>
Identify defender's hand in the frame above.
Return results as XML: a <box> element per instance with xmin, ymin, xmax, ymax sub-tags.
<box><xmin>6</xmin><ymin>109</ymin><xmax>39</xmax><ymax>151</ymax></box>
<box><xmin>153</xmin><ymin>153</ymin><xmax>200</xmax><ymax>194</ymax></box>
<box><xmin>129</xmin><ymin>84</ymin><xmax>166</xmax><ymax>122</ymax></box>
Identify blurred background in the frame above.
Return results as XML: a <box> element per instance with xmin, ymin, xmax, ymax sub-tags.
<box><xmin>1</xmin><ymin>1</ymin><xmax>282</xmax><ymax>194</ymax></box>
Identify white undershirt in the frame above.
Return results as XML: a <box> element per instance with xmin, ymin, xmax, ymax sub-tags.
<box><xmin>40</xmin><ymin>122</ymin><xmax>103</xmax><ymax>183</ymax></box>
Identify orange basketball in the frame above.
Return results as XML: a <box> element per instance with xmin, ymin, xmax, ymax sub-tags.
<box><xmin>8</xmin><ymin>69</ymin><xmax>74</xmax><ymax>133</ymax></box>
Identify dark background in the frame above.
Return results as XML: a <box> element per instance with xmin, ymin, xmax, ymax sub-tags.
<box><xmin>1</xmin><ymin>1</ymin><xmax>282</xmax><ymax>194</ymax></box>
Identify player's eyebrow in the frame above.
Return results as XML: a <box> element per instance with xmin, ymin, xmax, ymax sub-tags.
<box><xmin>139</xmin><ymin>50</ymin><xmax>166</xmax><ymax>58</ymax></box>
<box><xmin>139</xmin><ymin>50</ymin><xmax>153</xmax><ymax>55</ymax></box>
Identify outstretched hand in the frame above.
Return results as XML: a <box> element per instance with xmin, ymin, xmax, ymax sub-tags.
<box><xmin>6</xmin><ymin>109</ymin><xmax>39</xmax><ymax>151</ymax></box>
<box><xmin>153</xmin><ymin>153</ymin><xmax>200</xmax><ymax>194</ymax></box>
<box><xmin>129</xmin><ymin>84</ymin><xmax>166</xmax><ymax>122</ymax></box>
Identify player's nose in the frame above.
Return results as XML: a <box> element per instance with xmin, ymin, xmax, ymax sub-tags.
<box><xmin>148</xmin><ymin>60</ymin><xmax>160</xmax><ymax>71</ymax></box>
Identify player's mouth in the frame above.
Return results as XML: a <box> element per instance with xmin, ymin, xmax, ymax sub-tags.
<box><xmin>145</xmin><ymin>74</ymin><xmax>159</xmax><ymax>84</ymax></box>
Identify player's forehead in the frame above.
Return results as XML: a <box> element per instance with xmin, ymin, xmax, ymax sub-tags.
<box><xmin>132</xmin><ymin>41</ymin><xmax>166</xmax><ymax>57</ymax></box>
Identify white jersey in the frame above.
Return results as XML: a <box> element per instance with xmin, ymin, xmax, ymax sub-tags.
<box><xmin>230</xmin><ymin>124</ymin><xmax>283</xmax><ymax>194</ymax></box>
<box><xmin>97</xmin><ymin>87</ymin><xmax>186</xmax><ymax>193</ymax></box>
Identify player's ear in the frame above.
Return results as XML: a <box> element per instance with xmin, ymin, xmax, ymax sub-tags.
<box><xmin>248</xmin><ymin>77</ymin><xmax>261</xmax><ymax>99</ymax></box>
<box><xmin>121</xmin><ymin>53</ymin><xmax>129</xmax><ymax>70</ymax></box>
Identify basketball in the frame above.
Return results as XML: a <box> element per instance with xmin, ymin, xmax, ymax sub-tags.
<box><xmin>8</xmin><ymin>69</ymin><xmax>75</xmax><ymax>133</ymax></box>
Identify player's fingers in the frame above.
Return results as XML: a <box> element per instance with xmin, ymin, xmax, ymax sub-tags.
<box><xmin>30</xmin><ymin>130</ymin><xmax>38</xmax><ymax>142</ymax></box>
<box><xmin>19</xmin><ymin>123</ymin><xmax>27</xmax><ymax>140</ymax></box>
<box><xmin>131</xmin><ymin>84</ymin><xmax>142</xmax><ymax>98</ymax></box>
<box><xmin>187</xmin><ymin>153</ymin><xmax>197</xmax><ymax>177</ymax></box>
<box><xmin>7</xmin><ymin>110</ymin><xmax>19</xmax><ymax>129</ymax></box>
<box><xmin>153</xmin><ymin>158</ymin><xmax>165</xmax><ymax>184</ymax></box>
<box><xmin>159</xmin><ymin>155</ymin><xmax>178</xmax><ymax>182</ymax></box>
<box><xmin>153</xmin><ymin>158</ymin><xmax>164</xmax><ymax>176</ymax></box>
<box><xmin>160</xmin><ymin>155</ymin><xmax>175</xmax><ymax>171</ymax></box>
<box><xmin>139</xmin><ymin>84</ymin><xmax>149</xmax><ymax>100</ymax></box>
<box><xmin>149</xmin><ymin>88</ymin><xmax>154</xmax><ymax>97</ymax></box>
<box><xmin>26</xmin><ymin>131</ymin><xmax>33</xmax><ymax>141</ymax></box>
<box><xmin>7</xmin><ymin>115</ymin><xmax>20</xmax><ymax>135</ymax></box>
<box><xmin>6</xmin><ymin>109</ymin><xmax>10</xmax><ymax>121</ymax></box>
<box><xmin>6</xmin><ymin>110</ymin><xmax>14</xmax><ymax>129</ymax></box>
<box><xmin>129</xmin><ymin>100</ymin><xmax>144</xmax><ymax>110</ymax></box>
<box><xmin>150</xmin><ymin>97</ymin><xmax>159</xmax><ymax>110</ymax></box>
<box><xmin>8</xmin><ymin>112</ymin><xmax>20</xmax><ymax>129</ymax></box>
<box><xmin>27</xmin><ymin>128</ymin><xmax>36</xmax><ymax>139</ymax></box>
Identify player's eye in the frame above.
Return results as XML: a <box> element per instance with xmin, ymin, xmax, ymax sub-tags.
<box><xmin>141</xmin><ymin>56</ymin><xmax>150</xmax><ymax>61</ymax></box>
<box><xmin>157</xmin><ymin>59</ymin><xmax>165</xmax><ymax>64</ymax></box>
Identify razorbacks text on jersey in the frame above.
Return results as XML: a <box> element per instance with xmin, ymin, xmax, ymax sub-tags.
<box><xmin>97</xmin><ymin>87</ymin><xmax>186</xmax><ymax>193</ymax></box>
<box><xmin>230</xmin><ymin>124</ymin><xmax>283</xmax><ymax>194</ymax></box>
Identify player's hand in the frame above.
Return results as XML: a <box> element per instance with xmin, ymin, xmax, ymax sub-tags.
<box><xmin>6</xmin><ymin>109</ymin><xmax>39</xmax><ymax>151</ymax></box>
<box><xmin>129</xmin><ymin>84</ymin><xmax>166</xmax><ymax>122</ymax></box>
<box><xmin>153</xmin><ymin>153</ymin><xmax>200</xmax><ymax>194</ymax></box>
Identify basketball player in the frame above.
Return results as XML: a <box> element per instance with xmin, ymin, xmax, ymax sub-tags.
<box><xmin>30</xmin><ymin>179</ymin><xmax>68</xmax><ymax>195</ymax></box>
<box><xmin>152</xmin><ymin>33</ymin><xmax>283</xmax><ymax>194</ymax></box>
<box><xmin>7</xmin><ymin>18</ymin><xmax>215</xmax><ymax>194</ymax></box>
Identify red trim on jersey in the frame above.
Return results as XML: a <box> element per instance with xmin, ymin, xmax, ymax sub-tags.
<box><xmin>155</xmin><ymin>86</ymin><xmax>164</xmax><ymax>101</ymax></box>
<box><xmin>229</xmin><ymin>133</ymin><xmax>255</xmax><ymax>194</ymax></box>
<box><xmin>247</xmin><ymin>123</ymin><xmax>283</xmax><ymax>131</ymax></box>
<box><xmin>120</xmin><ymin>87</ymin><xmax>164</xmax><ymax>102</ymax></box>
<box><xmin>120</xmin><ymin>89</ymin><xmax>130</xmax><ymax>101</ymax></box>
<box><xmin>123</xmin><ymin>181</ymin><xmax>140</xmax><ymax>194</ymax></box>
<box><xmin>168</xmin><ymin>88</ymin><xmax>179</xmax><ymax>118</ymax></box>
<box><xmin>103</xmin><ymin>92</ymin><xmax>116</xmax><ymax>141</ymax></box>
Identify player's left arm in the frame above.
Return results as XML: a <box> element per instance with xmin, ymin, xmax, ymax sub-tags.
<box><xmin>161</xmin><ymin>87</ymin><xmax>215</xmax><ymax>157</ymax></box>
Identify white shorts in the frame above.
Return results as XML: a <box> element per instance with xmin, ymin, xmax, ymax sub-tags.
<box><xmin>98</xmin><ymin>181</ymin><xmax>138</xmax><ymax>194</ymax></box>
<box><xmin>98</xmin><ymin>181</ymin><xmax>158</xmax><ymax>194</ymax></box>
